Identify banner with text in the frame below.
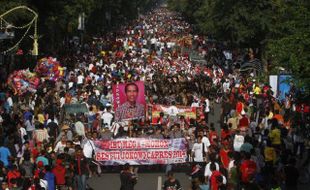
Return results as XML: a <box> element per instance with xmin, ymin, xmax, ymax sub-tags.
<box><xmin>151</xmin><ymin>104</ymin><xmax>198</xmax><ymax>124</ymax></box>
<box><xmin>94</xmin><ymin>138</ymin><xmax>187</xmax><ymax>165</ymax></box>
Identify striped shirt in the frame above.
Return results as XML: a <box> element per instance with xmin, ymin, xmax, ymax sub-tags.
<box><xmin>115</xmin><ymin>102</ymin><xmax>145</xmax><ymax>122</ymax></box>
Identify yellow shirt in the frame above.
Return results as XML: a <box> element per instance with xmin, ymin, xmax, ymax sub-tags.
<box><xmin>37</xmin><ymin>114</ymin><xmax>45</xmax><ymax>124</ymax></box>
<box><xmin>269</xmin><ymin>128</ymin><xmax>281</xmax><ymax>145</ymax></box>
<box><xmin>264</xmin><ymin>146</ymin><xmax>276</xmax><ymax>162</ymax></box>
<box><xmin>253</xmin><ymin>86</ymin><xmax>261</xmax><ymax>95</ymax></box>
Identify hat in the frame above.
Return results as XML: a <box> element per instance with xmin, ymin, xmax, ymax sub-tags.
<box><xmin>62</xmin><ymin>124</ymin><xmax>70</xmax><ymax>130</ymax></box>
<box><xmin>37</xmin><ymin>161</ymin><xmax>44</xmax><ymax>167</ymax></box>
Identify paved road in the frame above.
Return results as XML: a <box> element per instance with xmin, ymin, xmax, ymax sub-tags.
<box><xmin>88</xmin><ymin>172</ymin><xmax>191</xmax><ymax>190</ymax></box>
<box><xmin>88</xmin><ymin>171</ymin><xmax>310</xmax><ymax>190</ymax></box>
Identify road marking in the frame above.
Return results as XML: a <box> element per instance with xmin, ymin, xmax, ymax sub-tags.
<box><xmin>157</xmin><ymin>176</ymin><xmax>162</xmax><ymax>190</ymax></box>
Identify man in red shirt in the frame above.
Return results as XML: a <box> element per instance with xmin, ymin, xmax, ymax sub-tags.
<box><xmin>52</xmin><ymin>159</ymin><xmax>66</xmax><ymax>187</ymax></box>
<box><xmin>7</xmin><ymin>165</ymin><xmax>21</xmax><ymax>188</ymax></box>
<box><xmin>210</xmin><ymin>163</ymin><xmax>226</xmax><ymax>190</ymax></box>
<box><xmin>219</xmin><ymin>140</ymin><xmax>231</xmax><ymax>169</ymax></box>
<box><xmin>240</xmin><ymin>152</ymin><xmax>257</xmax><ymax>185</ymax></box>
<box><xmin>239</xmin><ymin>111</ymin><xmax>249</xmax><ymax>128</ymax></box>
<box><xmin>209</xmin><ymin>124</ymin><xmax>218</xmax><ymax>145</ymax></box>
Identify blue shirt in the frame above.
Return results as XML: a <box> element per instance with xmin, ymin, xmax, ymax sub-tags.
<box><xmin>0</xmin><ymin>146</ymin><xmax>11</xmax><ymax>167</ymax></box>
<box><xmin>45</xmin><ymin>172</ymin><xmax>56</xmax><ymax>190</ymax></box>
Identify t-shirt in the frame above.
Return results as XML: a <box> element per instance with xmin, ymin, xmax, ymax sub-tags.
<box><xmin>269</xmin><ymin>128</ymin><xmax>281</xmax><ymax>145</ymax></box>
<box><xmin>77</xmin><ymin>75</ymin><xmax>84</xmax><ymax>84</ymax></box>
<box><xmin>204</xmin><ymin>162</ymin><xmax>220</xmax><ymax>178</ymax></box>
<box><xmin>192</xmin><ymin>143</ymin><xmax>204</xmax><ymax>162</ymax></box>
<box><xmin>0</xmin><ymin>146</ymin><xmax>11</xmax><ymax>167</ymax></box>
<box><xmin>219</xmin><ymin>149</ymin><xmax>230</xmax><ymax>169</ymax></box>
<box><xmin>240</xmin><ymin>159</ymin><xmax>257</xmax><ymax>183</ymax></box>
<box><xmin>264</xmin><ymin>146</ymin><xmax>276</xmax><ymax>162</ymax></box>
<box><xmin>163</xmin><ymin>179</ymin><xmax>181</xmax><ymax>190</ymax></box>
<box><xmin>233</xmin><ymin>135</ymin><xmax>244</xmax><ymax>152</ymax></box>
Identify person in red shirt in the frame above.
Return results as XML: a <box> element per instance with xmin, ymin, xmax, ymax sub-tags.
<box><xmin>52</xmin><ymin>159</ymin><xmax>66</xmax><ymax>187</ymax></box>
<box><xmin>219</xmin><ymin>140</ymin><xmax>231</xmax><ymax>169</ymax></box>
<box><xmin>209</xmin><ymin>124</ymin><xmax>218</xmax><ymax>145</ymax></box>
<box><xmin>34</xmin><ymin>161</ymin><xmax>46</xmax><ymax>179</ymax></box>
<box><xmin>236</xmin><ymin>99</ymin><xmax>244</xmax><ymax>114</ymax></box>
<box><xmin>240</xmin><ymin>152</ymin><xmax>257</xmax><ymax>184</ymax></box>
<box><xmin>210</xmin><ymin>163</ymin><xmax>226</xmax><ymax>190</ymax></box>
<box><xmin>239</xmin><ymin>111</ymin><xmax>249</xmax><ymax>128</ymax></box>
<box><xmin>7</xmin><ymin>165</ymin><xmax>21</xmax><ymax>188</ymax></box>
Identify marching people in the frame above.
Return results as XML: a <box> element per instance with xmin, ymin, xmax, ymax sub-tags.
<box><xmin>0</xmin><ymin>5</ymin><xmax>308</xmax><ymax>190</ymax></box>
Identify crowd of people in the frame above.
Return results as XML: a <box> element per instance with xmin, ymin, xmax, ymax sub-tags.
<box><xmin>0</xmin><ymin>5</ymin><xmax>309</xmax><ymax>190</ymax></box>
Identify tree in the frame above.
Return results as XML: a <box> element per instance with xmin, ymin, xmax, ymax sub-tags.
<box><xmin>267</xmin><ymin>0</ymin><xmax>310</xmax><ymax>93</ymax></box>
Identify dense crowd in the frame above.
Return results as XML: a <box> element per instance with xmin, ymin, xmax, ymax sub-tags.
<box><xmin>0</xmin><ymin>6</ymin><xmax>309</xmax><ymax>190</ymax></box>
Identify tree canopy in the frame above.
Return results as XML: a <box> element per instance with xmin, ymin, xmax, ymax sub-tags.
<box><xmin>168</xmin><ymin>0</ymin><xmax>310</xmax><ymax>93</ymax></box>
<box><xmin>0</xmin><ymin>0</ymin><xmax>159</xmax><ymax>53</ymax></box>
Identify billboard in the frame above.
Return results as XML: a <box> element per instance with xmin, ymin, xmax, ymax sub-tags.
<box><xmin>112</xmin><ymin>81</ymin><xmax>146</xmax><ymax>122</ymax></box>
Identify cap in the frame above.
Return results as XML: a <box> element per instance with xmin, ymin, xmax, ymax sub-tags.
<box><xmin>62</xmin><ymin>124</ymin><xmax>70</xmax><ymax>130</ymax></box>
<box><xmin>37</xmin><ymin>161</ymin><xmax>44</xmax><ymax>167</ymax></box>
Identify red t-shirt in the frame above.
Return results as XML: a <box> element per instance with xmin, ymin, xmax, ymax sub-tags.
<box><xmin>210</xmin><ymin>170</ymin><xmax>222</xmax><ymax>190</ymax></box>
<box><xmin>221</xmin><ymin>129</ymin><xmax>231</xmax><ymax>140</ymax></box>
<box><xmin>52</xmin><ymin>165</ymin><xmax>66</xmax><ymax>185</ymax></box>
<box><xmin>219</xmin><ymin>149</ymin><xmax>230</xmax><ymax>169</ymax></box>
<box><xmin>236</xmin><ymin>102</ymin><xmax>243</xmax><ymax>114</ymax></box>
<box><xmin>240</xmin><ymin>160</ymin><xmax>257</xmax><ymax>183</ymax></box>
<box><xmin>7</xmin><ymin>170</ymin><xmax>21</xmax><ymax>187</ymax></box>
<box><xmin>209</xmin><ymin>131</ymin><xmax>218</xmax><ymax>145</ymax></box>
<box><xmin>239</xmin><ymin>116</ymin><xmax>249</xmax><ymax>128</ymax></box>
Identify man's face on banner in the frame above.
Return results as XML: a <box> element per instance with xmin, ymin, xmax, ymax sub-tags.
<box><xmin>126</xmin><ymin>84</ymin><xmax>138</xmax><ymax>104</ymax></box>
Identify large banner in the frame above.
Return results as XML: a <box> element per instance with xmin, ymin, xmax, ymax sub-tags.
<box><xmin>112</xmin><ymin>81</ymin><xmax>146</xmax><ymax>122</ymax></box>
<box><xmin>151</xmin><ymin>104</ymin><xmax>197</xmax><ymax>124</ymax></box>
<box><xmin>94</xmin><ymin>138</ymin><xmax>187</xmax><ymax>165</ymax></box>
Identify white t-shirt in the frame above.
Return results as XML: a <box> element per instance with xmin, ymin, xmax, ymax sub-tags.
<box><xmin>192</xmin><ymin>143</ymin><xmax>205</xmax><ymax>162</ymax></box>
<box><xmin>77</xmin><ymin>75</ymin><xmax>84</xmax><ymax>84</ymax></box>
<box><xmin>19</xmin><ymin>127</ymin><xmax>27</xmax><ymax>143</ymax></box>
<box><xmin>101</xmin><ymin>112</ymin><xmax>114</xmax><ymax>129</ymax></box>
<box><xmin>167</xmin><ymin>106</ymin><xmax>179</xmax><ymax>116</ymax></box>
<box><xmin>75</xmin><ymin>121</ymin><xmax>85</xmax><ymax>137</ymax></box>
<box><xmin>233</xmin><ymin>134</ymin><xmax>244</xmax><ymax>152</ymax></box>
<box><xmin>204</xmin><ymin>162</ymin><xmax>220</xmax><ymax>178</ymax></box>
<box><xmin>7</xmin><ymin>97</ymin><xmax>13</xmax><ymax>107</ymax></box>
<box><xmin>54</xmin><ymin>141</ymin><xmax>66</xmax><ymax>153</ymax></box>
<box><xmin>201</xmin><ymin>136</ymin><xmax>211</xmax><ymax>151</ymax></box>
<box><xmin>204</xmin><ymin>99</ymin><xmax>210</xmax><ymax>113</ymax></box>
<box><xmin>83</xmin><ymin>139</ymin><xmax>95</xmax><ymax>158</ymax></box>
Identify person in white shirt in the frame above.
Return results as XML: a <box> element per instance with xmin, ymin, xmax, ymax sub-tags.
<box><xmin>17</xmin><ymin>122</ymin><xmax>27</xmax><ymax>144</ymax></box>
<box><xmin>166</xmin><ymin>102</ymin><xmax>179</xmax><ymax>117</ymax></box>
<box><xmin>233</xmin><ymin>130</ymin><xmax>244</xmax><ymax>152</ymax></box>
<box><xmin>101</xmin><ymin>107</ymin><xmax>114</xmax><ymax>130</ymax></box>
<box><xmin>54</xmin><ymin>136</ymin><xmax>67</xmax><ymax>154</ymax></box>
<box><xmin>82</xmin><ymin>133</ymin><xmax>95</xmax><ymax>159</ymax></box>
<box><xmin>77</xmin><ymin>72</ymin><xmax>84</xmax><ymax>85</ymax></box>
<box><xmin>204</xmin><ymin>97</ymin><xmax>210</xmax><ymax>123</ymax></box>
<box><xmin>204</xmin><ymin>154</ymin><xmax>220</xmax><ymax>179</ymax></box>
<box><xmin>191</xmin><ymin>98</ymin><xmax>200</xmax><ymax>108</ymax></box>
<box><xmin>191</xmin><ymin>136</ymin><xmax>206</xmax><ymax>163</ymax></box>
<box><xmin>75</xmin><ymin>119</ymin><xmax>86</xmax><ymax>137</ymax></box>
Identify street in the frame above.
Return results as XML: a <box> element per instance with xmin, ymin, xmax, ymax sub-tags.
<box><xmin>88</xmin><ymin>173</ymin><xmax>191</xmax><ymax>190</ymax></box>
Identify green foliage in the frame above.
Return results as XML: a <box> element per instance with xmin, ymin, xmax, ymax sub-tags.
<box><xmin>267</xmin><ymin>1</ymin><xmax>310</xmax><ymax>93</ymax></box>
<box><xmin>168</xmin><ymin>0</ymin><xmax>310</xmax><ymax>94</ymax></box>
<box><xmin>1</xmin><ymin>0</ymin><xmax>158</xmax><ymax>52</ymax></box>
